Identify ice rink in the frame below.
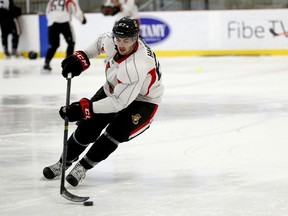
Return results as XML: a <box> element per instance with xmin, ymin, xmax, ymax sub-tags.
<box><xmin>1</xmin><ymin>56</ymin><xmax>288</xmax><ymax>216</ymax></box>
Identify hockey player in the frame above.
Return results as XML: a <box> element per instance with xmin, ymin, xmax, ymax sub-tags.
<box><xmin>42</xmin><ymin>0</ymin><xmax>86</xmax><ymax>73</ymax></box>
<box><xmin>43</xmin><ymin>17</ymin><xmax>164</xmax><ymax>187</ymax></box>
<box><xmin>0</xmin><ymin>0</ymin><xmax>21</xmax><ymax>58</ymax></box>
<box><xmin>101</xmin><ymin>0</ymin><xmax>140</xmax><ymax>25</ymax></box>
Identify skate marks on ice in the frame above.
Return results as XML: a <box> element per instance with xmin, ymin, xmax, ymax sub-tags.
<box><xmin>1</xmin><ymin>56</ymin><xmax>288</xmax><ymax>215</ymax></box>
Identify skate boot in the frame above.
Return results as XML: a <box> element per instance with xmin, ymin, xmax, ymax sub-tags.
<box><xmin>12</xmin><ymin>49</ymin><xmax>20</xmax><ymax>58</ymax></box>
<box><xmin>41</xmin><ymin>63</ymin><xmax>52</xmax><ymax>73</ymax></box>
<box><xmin>43</xmin><ymin>161</ymin><xmax>71</xmax><ymax>180</ymax></box>
<box><xmin>4</xmin><ymin>48</ymin><xmax>10</xmax><ymax>58</ymax></box>
<box><xmin>66</xmin><ymin>162</ymin><xmax>87</xmax><ymax>187</ymax></box>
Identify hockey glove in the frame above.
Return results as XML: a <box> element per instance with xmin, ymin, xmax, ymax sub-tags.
<box><xmin>82</xmin><ymin>16</ymin><xmax>87</xmax><ymax>24</ymax></box>
<box><xmin>59</xmin><ymin>98</ymin><xmax>93</xmax><ymax>122</ymax></box>
<box><xmin>13</xmin><ymin>6</ymin><xmax>22</xmax><ymax>17</ymax></box>
<box><xmin>61</xmin><ymin>51</ymin><xmax>90</xmax><ymax>78</ymax></box>
<box><xmin>101</xmin><ymin>5</ymin><xmax>120</xmax><ymax>16</ymax></box>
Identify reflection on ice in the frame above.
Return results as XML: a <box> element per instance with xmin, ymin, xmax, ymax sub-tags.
<box><xmin>1</xmin><ymin>56</ymin><xmax>288</xmax><ymax>216</ymax></box>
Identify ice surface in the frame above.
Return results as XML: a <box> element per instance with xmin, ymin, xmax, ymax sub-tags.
<box><xmin>1</xmin><ymin>56</ymin><xmax>288</xmax><ymax>216</ymax></box>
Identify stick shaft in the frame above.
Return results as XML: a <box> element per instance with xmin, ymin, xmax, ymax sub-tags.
<box><xmin>59</xmin><ymin>73</ymin><xmax>89</xmax><ymax>202</ymax></box>
<box><xmin>60</xmin><ymin>74</ymin><xmax>72</xmax><ymax>192</ymax></box>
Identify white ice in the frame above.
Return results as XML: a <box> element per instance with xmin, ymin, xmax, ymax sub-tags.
<box><xmin>0</xmin><ymin>56</ymin><xmax>288</xmax><ymax>216</ymax></box>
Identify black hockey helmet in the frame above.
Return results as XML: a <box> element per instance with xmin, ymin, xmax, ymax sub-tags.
<box><xmin>112</xmin><ymin>17</ymin><xmax>140</xmax><ymax>38</ymax></box>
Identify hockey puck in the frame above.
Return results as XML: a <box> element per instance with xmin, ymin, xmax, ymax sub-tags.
<box><xmin>28</xmin><ymin>51</ymin><xmax>38</xmax><ymax>59</ymax></box>
<box><xmin>83</xmin><ymin>201</ymin><xmax>93</xmax><ymax>206</ymax></box>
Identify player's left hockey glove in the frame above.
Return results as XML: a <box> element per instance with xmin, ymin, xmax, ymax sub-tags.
<box><xmin>101</xmin><ymin>5</ymin><xmax>120</xmax><ymax>16</ymax></box>
<box><xmin>61</xmin><ymin>51</ymin><xmax>90</xmax><ymax>78</ymax></box>
<box><xmin>59</xmin><ymin>98</ymin><xmax>93</xmax><ymax>122</ymax></box>
<box><xmin>82</xmin><ymin>16</ymin><xmax>87</xmax><ymax>24</ymax></box>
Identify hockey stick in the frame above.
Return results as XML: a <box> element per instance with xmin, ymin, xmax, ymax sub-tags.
<box><xmin>60</xmin><ymin>73</ymin><xmax>89</xmax><ymax>202</ymax></box>
<box><xmin>269</xmin><ymin>28</ymin><xmax>288</xmax><ymax>37</ymax></box>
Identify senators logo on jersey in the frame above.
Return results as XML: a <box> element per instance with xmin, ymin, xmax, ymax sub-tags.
<box><xmin>132</xmin><ymin>114</ymin><xmax>141</xmax><ymax>125</ymax></box>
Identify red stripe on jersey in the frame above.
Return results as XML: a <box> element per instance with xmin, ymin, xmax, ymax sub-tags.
<box><xmin>106</xmin><ymin>61</ymin><xmax>110</xmax><ymax>70</ymax></box>
<box><xmin>48</xmin><ymin>2</ymin><xmax>52</xmax><ymax>12</ymax></box>
<box><xmin>66</xmin><ymin>0</ymin><xmax>77</xmax><ymax>12</ymax></box>
<box><xmin>129</xmin><ymin>105</ymin><xmax>158</xmax><ymax>137</ymax></box>
<box><xmin>145</xmin><ymin>68</ymin><xmax>157</xmax><ymax>96</ymax></box>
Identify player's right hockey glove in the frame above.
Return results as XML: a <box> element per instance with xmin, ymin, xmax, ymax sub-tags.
<box><xmin>13</xmin><ymin>6</ymin><xmax>22</xmax><ymax>18</ymax></box>
<box><xmin>59</xmin><ymin>98</ymin><xmax>93</xmax><ymax>122</ymax></box>
<box><xmin>61</xmin><ymin>51</ymin><xmax>90</xmax><ymax>78</ymax></box>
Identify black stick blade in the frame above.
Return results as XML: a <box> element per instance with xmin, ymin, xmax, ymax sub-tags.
<box><xmin>61</xmin><ymin>187</ymin><xmax>89</xmax><ymax>202</ymax></box>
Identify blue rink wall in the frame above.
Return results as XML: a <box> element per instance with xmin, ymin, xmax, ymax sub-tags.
<box><xmin>1</xmin><ymin>10</ymin><xmax>288</xmax><ymax>58</ymax></box>
<box><xmin>39</xmin><ymin>15</ymin><xmax>49</xmax><ymax>58</ymax></box>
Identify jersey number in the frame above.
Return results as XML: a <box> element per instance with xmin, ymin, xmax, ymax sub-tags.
<box><xmin>51</xmin><ymin>0</ymin><xmax>65</xmax><ymax>11</ymax></box>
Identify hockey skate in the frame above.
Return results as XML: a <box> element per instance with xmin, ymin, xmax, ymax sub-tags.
<box><xmin>66</xmin><ymin>162</ymin><xmax>87</xmax><ymax>187</ymax></box>
<box><xmin>11</xmin><ymin>49</ymin><xmax>20</xmax><ymax>58</ymax></box>
<box><xmin>4</xmin><ymin>49</ymin><xmax>10</xmax><ymax>59</ymax></box>
<box><xmin>43</xmin><ymin>161</ymin><xmax>70</xmax><ymax>180</ymax></box>
<box><xmin>41</xmin><ymin>63</ymin><xmax>52</xmax><ymax>73</ymax></box>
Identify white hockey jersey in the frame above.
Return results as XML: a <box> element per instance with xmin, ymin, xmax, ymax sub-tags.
<box><xmin>104</xmin><ymin>0</ymin><xmax>139</xmax><ymax>21</ymax></box>
<box><xmin>46</xmin><ymin>0</ymin><xmax>85</xmax><ymax>26</ymax></box>
<box><xmin>84</xmin><ymin>33</ymin><xmax>164</xmax><ymax>114</ymax></box>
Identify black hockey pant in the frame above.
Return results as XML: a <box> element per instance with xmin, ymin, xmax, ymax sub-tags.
<box><xmin>45</xmin><ymin>22</ymin><xmax>75</xmax><ymax>64</ymax></box>
<box><xmin>64</xmin><ymin>87</ymin><xmax>159</xmax><ymax>169</ymax></box>
<box><xmin>0</xmin><ymin>18</ymin><xmax>21</xmax><ymax>51</ymax></box>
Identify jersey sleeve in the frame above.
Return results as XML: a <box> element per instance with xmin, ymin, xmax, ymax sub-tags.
<box><xmin>67</xmin><ymin>0</ymin><xmax>85</xmax><ymax>23</ymax></box>
<box><xmin>84</xmin><ymin>32</ymin><xmax>116</xmax><ymax>59</ymax></box>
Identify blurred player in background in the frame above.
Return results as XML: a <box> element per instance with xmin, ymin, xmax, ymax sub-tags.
<box><xmin>0</xmin><ymin>0</ymin><xmax>21</xmax><ymax>58</ymax></box>
<box><xmin>101</xmin><ymin>0</ymin><xmax>140</xmax><ymax>25</ymax></box>
<box><xmin>42</xmin><ymin>0</ymin><xmax>86</xmax><ymax>73</ymax></box>
<box><xmin>43</xmin><ymin>17</ymin><xmax>164</xmax><ymax>187</ymax></box>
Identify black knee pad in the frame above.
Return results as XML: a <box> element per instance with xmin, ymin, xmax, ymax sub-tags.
<box><xmin>12</xmin><ymin>35</ymin><xmax>19</xmax><ymax>47</ymax></box>
<box><xmin>74</xmin><ymin>119</ymin><xmax>102</xmax><ymax>144</ymax></box>
<box><xmin>66</xmin><ymin>133</ymin><xmax>88</xmax><ymax>163</ymax></box>
<box><xmin>49</xmin><ymin>40</ymin><xmax>60</xmax><ymax>49</ymax></box>
<box><xmin>67</xmin><ymin>41</ymin><xmax>75</xmax><ymax>47</ymax></box>
<box><xmin>106</xmin><ymin>122</ymin><xmax>130</xmax><ymax>143</ymax></box>
<box><xmin>86</xmin><ymin>133</ymin><xmax>118</xmax><ymax>162</ymax></box>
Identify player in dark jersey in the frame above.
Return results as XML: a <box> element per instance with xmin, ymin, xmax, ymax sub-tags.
<box><xmin>0</xmin><ymin>0</ymin><xmax>21</xmax><ymax>58</ymax></box>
